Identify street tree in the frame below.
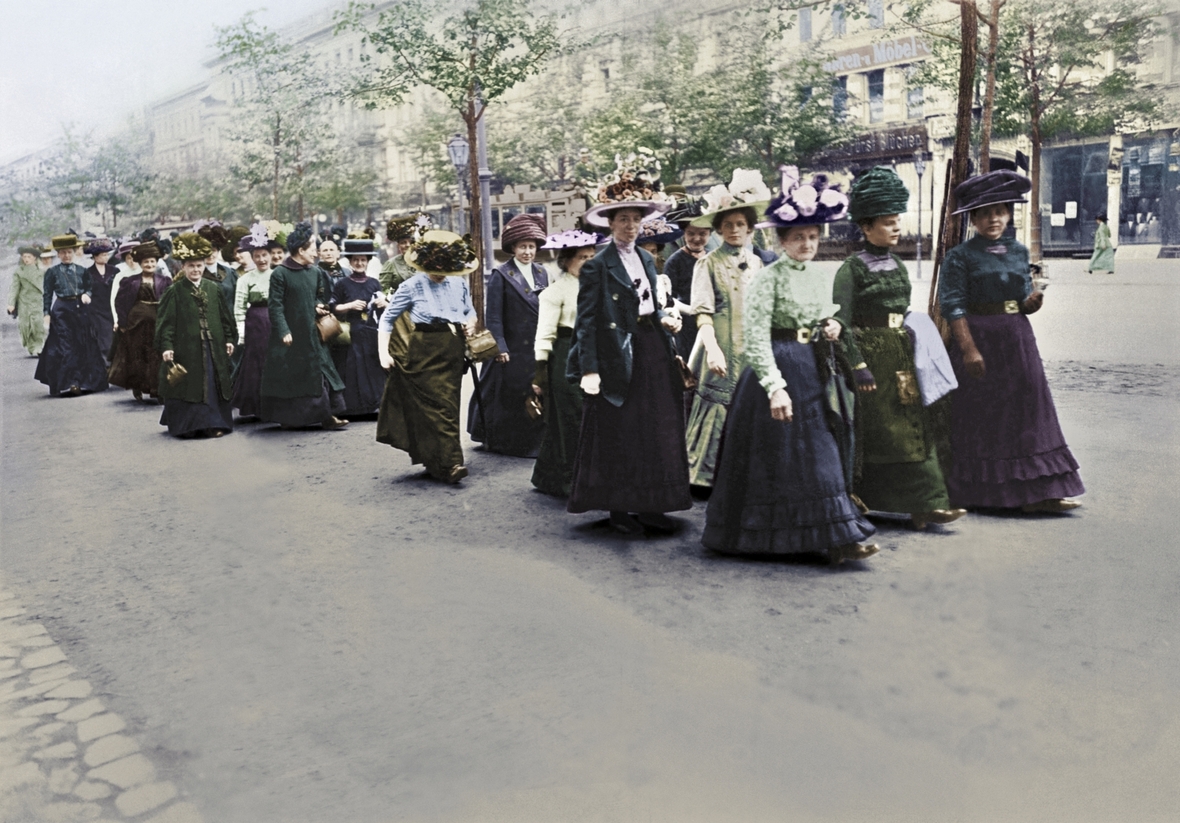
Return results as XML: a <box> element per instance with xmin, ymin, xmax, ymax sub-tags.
<box><xmin>215</xmin><ymin>12</ymin><xmax>335</xmax><ymax>221</ymax></box>
<box><xmin>337</xmin><ymin>0</ymin><xmax>562</xmax><ymax>325</ymax></box>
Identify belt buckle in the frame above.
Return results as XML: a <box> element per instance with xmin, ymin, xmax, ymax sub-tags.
<box><xmin>796</xmin><ymin>328</ymin><xmax>811</xmax><ymax>344</ymax></box>
<box><xmin>888</xmin><ymin>312</ymin><xmax>904</xmax><ymax>329</ymax></box>
<box><xmin>1003</xmin><ymin>300</ymin><xmax>1019</xmax><ymax>314</ymax></box>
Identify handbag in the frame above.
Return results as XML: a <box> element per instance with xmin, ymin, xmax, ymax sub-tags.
<box><xmin>465</xmin><ymin>328</ymin><xmax>501</xmax><ymax>363</ymax></box>
<box><xmin>524</xmin><ymin>392</ymin><xmax>543</xmax><ymax>421</ymax></box>
<box><xmin>331</xmin><ymin>321</ymin><xmax>351</xmax><ymax>347</ymax></box>
<box><xmin>165</xmin><ymin>362</ymin><xmax>188</xmax><ymax>387</ymax></box>
<box><xmin>675</xmin><ymin>355</ymin><xmax>697</xmax><ymax>392</ymax></box>
<box><xmin>316</xmin><ymin>312</ymin><xmax>343</xmax><ymax>343</ymax></box>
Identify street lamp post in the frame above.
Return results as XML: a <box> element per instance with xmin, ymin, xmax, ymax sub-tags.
<box><xmin>914</xmin><ymin>152</ymin><xmax>928</xmax><ymax>280</ymax></box>
<box><xmin>446</xmin><ymin>133</ymin><xmax>470</xmax><ymax>236</ymax></box>
<box><xmin>475</xmin><ymin>89</ymin><xmax>495</xmax><ymax>278</ymax></box>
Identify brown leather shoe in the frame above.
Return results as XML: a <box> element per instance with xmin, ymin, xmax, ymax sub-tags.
<box><xmin>911</xmin><ymin>509</ymin><xmax>967</xmax><ymax>529</ymax></box>
<box><xmin>1021</xmin><ymin>498</ymin><xmax>1081</xmax><ymax>514</ymax></box>
<box><xmin>830</xmin><ymin>543</ymin><xmax>879</xmax><ymax>565</ymax></box>
<box><xmin>322</xmin><ymin>416</ymin><xmax>349</xmax><ymax>430</ymax></box>
<box><xmin>445</xmin><ymin>465</ymin><xmax>468</xmax><ymax>484</ymax></box>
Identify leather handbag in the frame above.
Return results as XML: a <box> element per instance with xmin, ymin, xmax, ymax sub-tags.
<box><xmin>316</xmin><ymin>312</ymin><xmax>343</xmax><ymax>343</ymax></box>
<box><xmin>331</xmin><ymin>321</ymin><xmax>351</xmax><ymax>347</ymax></box>
<box><xmin>675</xmin><ymin>355</ymin><xmax>697</xmax><ymax>392</ymax></box>
<box><xmin>465</xmin><ymin>328</ymin><xmax>501</xmax><ymax>363</ymax></box>
<box><xmin>165</xmin><ymin>362</ymin><xmax>188</xmax><ymax>387</ymax></box>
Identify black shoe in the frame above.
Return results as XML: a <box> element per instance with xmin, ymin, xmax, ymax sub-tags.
<box><xmin>636</xmin><ymin>513</ymin><xmax>677</xmax><ymax>534</ymax></box>
<box><xmin>609</xmin><ymin>511</ymin><xmax>643</xmax><ymax>535</ymax></box>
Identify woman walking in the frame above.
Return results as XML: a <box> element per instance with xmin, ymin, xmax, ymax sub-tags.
<box><xmin>332</xmin><ymin>237</ymin><xmax>388</xmax><ymax>417</ymax></box>
<box><xmin>704</xmin><ymin>169</ymin><xmax>877</xmax><ymax>563</ymax></box>
<box><xmin>155</xmin><ymin>233</ymin><xmax>238</xmax><ymax>438</ymax></box>
<box><xmin>530</xmin><ymin>229</ymin><xmax>602</xmax><ymax>496</ymax></box>
<box><xmin>35</xmin><ymin>233</ymin><xmax>109</xmax><ymax>397</ymax></box>
<box><xmin>7</xmin><ymin>246</ymin><xmax>46</xmax><ymax>356</ymax></box>
<box><xmin>834</xmin><ymin>167</ymin><xmax>964</xmax><ymax>530</ymax></box>
<box><xmin>939</xmin><ymin>170</ymin><xmax>1084</xmax><ymax>513</ymax></box>
<box><xmin>1087</xmin><ymin>215</ymin><xmax>1115</xmax><ymax>274</ymax></box>
<box><xmin>259</xmin><ymin>223</ymin><xmax>349</xmax><ymax>430</ymax></box>
<box><xmin>82</xmin><ymin>236</ymin><xmax>117</xmax><ymax>364</ymax></box>
<box><xmin>109</xmin><ymin>241</ymin><xmax>171</xmax><ymax>402</ymax></box>
<box><xmin>376</xmin><ymin>230</ymin><xmax>477</xmax><ymax>484</ymax></box>
<box><xmin>231</xmin><ymin>224</ymin><xmax>274</xmax><ymax>420</ymax></box>
<box><xmin>468</xmin><ymin>213</ymin><xmax>550</xmax><ymax>457</ymax></box>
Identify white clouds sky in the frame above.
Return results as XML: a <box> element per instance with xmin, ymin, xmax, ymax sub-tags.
<box><xmin>0</xmin><ymin>0</ymin><xmax>336</xmax><ymax>164</ymax></box>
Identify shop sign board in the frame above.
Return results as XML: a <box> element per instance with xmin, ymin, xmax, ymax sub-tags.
<box><xmin>822</xmin><ymin>36</ymin><xmax>933</xmax><ymax>74</ymax></box>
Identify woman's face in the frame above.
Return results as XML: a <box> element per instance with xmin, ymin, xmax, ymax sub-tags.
<box><xmin>269</xmin><ymin>249</ymin><xmax>284</xmax><ymax>267</ymax></box>
<box><xmin>638</xmin><ymin>241</ymin><xmax>660</xmax><ymax>256</ymax></box>
<box><xmin>779</xmin><ymin>225</ymin><xmax>821</xmax><ymax>262</ymax></box>
<box><xmin>608</xmin><ymin>208</ymin><xmax>645</xmax><ymax>245</ymax></box>
<box><xmin>57</xmin><ymin>248</ymin><xmax>75</xmax><ymax>265</ymax></box>
<box><xmin>567</xmin><ymin>247</ymin><xmax>595</xmax><ymax>277</ymax></box>
<box><xmin>93</xmin><ymin>252</ymin><xmax>110</xmax><ymax>266</ymax></box>
<box><xmin>718</xmin><ymin>212</ymin><xmax>752</xmax><ymax>248</ymax></box>
<box><xmin>139</xmin><ymin>257</ymin><xmax>158</xmax><ymax>274</ymax></box>
<box><xmin>349</xmin><ymin>255</ymin><xmax>371</xmax><ymax>272</ymax></box>
<box><xmin>292</xmin><ymin>240</ymin><xmax>317</xmax><ymax>266</ymax></box>
<box><xmin>252</xmin><ymin>248</ymin><xmax>272</xmax><ymax>270</ymax></box>
<box><xmin>683</xmin><ymin>226</ymin><xmax>711</xmax><ymax>252</ymax></box>
<box><xmin>235</xmin><ymin>249</ymin><xmax>253</xmax><ymax>269</ymax></box>
<box><xmin>320</xmin><ymin>242</ymin><xmax>340</xmax><ymax>264</ymax></box>
<box><xmin>20</xmin><ymin>253</ymin><xmax>35</xmax><ymax>266</ymax></box>
<box><xmin>862</xmin><ymin>215</ymin><xmax>902</xmax><ymax>247</ymax></box>
<box><xmin>205</xmin><ymin>253</ymin><xmax>219</xmax><ymax>270</ymax></box>
<box><xmin>513</xmin><ymin>240</ymin><xmax>537</xmax><ymax>266</ymax></box>
<box><xmin>182</xmin><ymin>260</ymin><xmax>204</xmax><ymax>282</ymax></box>
<box><xmin>970</xmin><ymin>204</ymin><xmax>1011</xmax><ymax>241</ymax></box>
<box><xmin>397</xmin><ymin>239</ymin><xmax>412</xmax><ymax>255</ymax></box>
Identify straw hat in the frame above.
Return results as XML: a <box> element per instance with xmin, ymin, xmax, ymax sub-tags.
<box><xmin>405</xmin><ymin>230</ymin><xmax>479</xmax><ymax>276</ymax></box>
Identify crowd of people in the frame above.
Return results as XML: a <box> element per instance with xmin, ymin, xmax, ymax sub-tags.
<box><xmin>7</xmin><ymin>161</ymin><xmax>1085</xmax><ymax>566</ymax></box>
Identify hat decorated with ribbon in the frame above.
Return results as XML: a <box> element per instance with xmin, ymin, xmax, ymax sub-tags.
<box><xmin>51</xmin><ymin>233</ymin><xmax>83</xmax><ymax>251</ymax></box>
<box><xmin>951</xmin><ymin>169</ymin><xmax>1031</xmax><ymax>215</ymax></box>
<box><xmin>405</xmin><ymin>230</ymin><xmax>479</xmax><ymax>277</ymax></box>
<box><xmin>582</xmin><ymin>149</ymin><xmax>675</xmax><ymax>229</ymax></box>
<box><xmin>542</xmin><ymin>229</ymin><xmax>605</xmax><ymax>250</ymax></box>
<box><xmin>637</xmin><ymin>216</ymin><xmax>683</xmax><ymax>246</ymax></box>
<box><xmin>762</xmin><ymin>165</ymin><xmax>849</xmax><ymax>229</ymax></box>
<box><xmin>690</xmin><ymin>169</ymin><xmax>773</xmax><ymax>228</ymax></box>
<box><xmin>386</xmin><ymin>213</ymin><xmax>432</xmax><ymax>243</ymax></box>
<box><xmin>342</xmin><ymin>238</ymin><xmax>377</xmax><ymax>257</ymax></box>
<box><xmin>82</xmin><ymin>235</ymin><xmax>115</xmax><ymax>256</ymax></box>
<box><xmin>665</xmin><ymin>196</ymin><xmax>706</xmax><ymax>228</ymax></box>
<box><xmin>239</xmin><ymin>222</ymin><xmax>270</xmax><ymax>252</ymax></box>
<box><xmin>500</xmin><ymin>213</ymin><xmax>548</xmax><ymax>253</ymax></box>
<box><xmin>848</xmin><ymin>166</ymin><xmax>910</xmax><ymax>224</ymax></box>
<box><xmin>172</xmin><ymin>232</ymin><xmax>214</xmax><ymax>262</ymax></box>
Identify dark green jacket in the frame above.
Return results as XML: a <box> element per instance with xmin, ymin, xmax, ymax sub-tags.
<box><xmin>260</xmin><ymin>261</ymin><xmax>344</xmax><ymax>399</ymax></box>
<box><xmin>567</xmin><ymin>242</ymin><xmax>675</xmax><ymax>407</ymax></box>
<box><xmin>154</xmin><ymin>277</ymin><xmax>237</xmax><ymax>403</ymax></box>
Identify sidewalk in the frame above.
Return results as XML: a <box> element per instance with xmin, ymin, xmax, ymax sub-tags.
<box><xmin>0</xmin><ymin>585</ymin><xmax>201</xmax><ymax>823</ymax></box>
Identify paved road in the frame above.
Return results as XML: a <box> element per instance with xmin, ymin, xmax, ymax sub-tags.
<box><xmin>1</xmin><ymin>257</ymin><xmax>1177</xmax><ymax>822</ymax></box>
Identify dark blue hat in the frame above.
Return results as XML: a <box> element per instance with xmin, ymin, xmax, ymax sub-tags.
<box><xmin>952</xmin><ymin>170</ymin><xmax>1031</xmax><ymax>215</ymax></box>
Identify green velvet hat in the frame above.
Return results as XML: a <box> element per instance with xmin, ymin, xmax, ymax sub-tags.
<box><xmin>172</xmin><ymin>232</ymin><xmax>214</xmax><ymax>262</ymax></box>
<box><xmin>848</xmin><ymin>166</ymin><xmax>910</xmax><ymax>224</ymax></box>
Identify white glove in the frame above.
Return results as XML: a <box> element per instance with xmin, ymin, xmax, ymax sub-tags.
<box><xmin>580</xmin><ymin>373</ymin><xmax>601</xmax><ymax>395</ymax></box>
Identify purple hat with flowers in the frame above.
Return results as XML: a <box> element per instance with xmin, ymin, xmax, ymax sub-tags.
<box><xmin>238</xmin><ymin>222</ymin><xmax>270</xmax><ymax>252</ymax></box>
<box><xmin>82</xmin><ymin>235</ymin><xmax>115</xmax><ymax>256</ymax></box>
<box><xmin>762</xmin><ymin>165</ymin><xmax>849</xmax><ymax>229</ymax></box>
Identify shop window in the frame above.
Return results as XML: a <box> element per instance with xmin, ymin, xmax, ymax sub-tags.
<box><xmin>907</xmin><ymin>86</ymin><xmax>924</xmax><ymax>120</ymax></box>
<box><xmin>799</xmin><ymin>7</ymin><xmax>812</xmax><ymax>42</ymax></box>
<box><xmin>868</xmin><ymin>0</ymin><xmax>885</xmax><ymax>28</ymax></box>
<box><xmin>831</xmin><ymin>4</ymin><xmax>846</xmax><ymax>36</ymax></box>
<box><xmin>868</xmin><ymin>69</ymin><xmax>885</xmax><ymax>123</ymax></box>
<box><xmin>832</xmin><ymin>76</ymin><xmax>848</xmax><ymax>120</ymax></box>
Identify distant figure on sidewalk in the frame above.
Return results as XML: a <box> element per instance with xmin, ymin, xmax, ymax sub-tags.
<box><xmin>1087</xmin><ymin>215</ymin><xmax>1115</xmax><ymax>274</ymax></box>
<box><xmin>7</xmin><ymin>246</ymin><xmax>46</xmax><ymax>356</ymax></box>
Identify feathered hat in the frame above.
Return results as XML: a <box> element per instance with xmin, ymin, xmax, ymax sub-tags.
<box><xmin>848</xmin><ymin>166</ymin><xmax>910</xmax><ymax>224</ymax></box>
<box><xmin>172</xmin><ymin>232</ymin><xmax>213</xmax><ymax>262</ymax></box>
<box><xmin>690</xmin><ymin>169</ymin><xmax>773</xmax><ymax>228</ymax></box>
<box><xmin>581</xmin><ymin>149</ymin><xmax>674</xmax><ymax>229</ymax></box>
<box><xmin>762</xmin><ymin>165</ymin><xmax>849</xmax><ymax>229</ymax></box>
<box><xmin>405</xmin><ymin>230</ymin><xmax>479</xmax><ymax>277</ymax></box>
<box><xmin>500</xmin><ymin>213</ymin><xmax>548</xmax><ymax>253</ymax></box>
<box><xmin>238</xmin><ymin>222</ymin><xmax>270</xmax><ymax>252</ymax></box>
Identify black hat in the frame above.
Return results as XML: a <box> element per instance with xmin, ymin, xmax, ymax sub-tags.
<box><xmin>952</xmin><ymin>170</ymin><xmax>1031</xmax><ymax>215</ymax></box>
<box><xmin>341</xmin><ymin>238</ymin><xmax>377</xmax><ymax>257</ymax></box>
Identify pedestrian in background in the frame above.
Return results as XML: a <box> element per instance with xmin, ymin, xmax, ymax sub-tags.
<box><xmin>468</xmin><ymin>212</ymin><xmax>550</xmax><ymax>458</ymax></box>
<box><xmin>35</xmin><ymin>233</ymin><xmax>109</xmax><ymax>397</ymax></box>
<box><xmin>7</xmin><ymin>245</ymin><xmax>46</xmax><ymax>356</ymax></box>
<box><xmin>82</xmin><ymin>236</ymin><xmax>117</xmax><ymax>365</ymax></box>
<box><xmin>1087</xmin><ymin>215</ymin><xmax>1115</xmax><ymax>274</ymax></box>
<box><xmin>230</xmin><ymin>224</ymin><xmax>274</xmax><ymax>421</ymax></box>
<box><xmin>376</xmin><ymin>230</ymin><xmax>477</xmax><ymax>484</ymax></box>
<box><xmin>109</xmin><ymin>241</ymin><xmax>171</xmax><ymax>402</ymax></box>
<box><xmin>530</xmin><ymin>229</ymin><xmax>601</xmax><ymax>497</ymax></box>
<box><xmin>704</xmin><ymin>168</ymin><xmax>878</xmax><ymax>563</ymax></box>
<box><xmin>155</xmin><ymin>233</ymin><xmax>237</xmax><ymax>439</ymax></box>
<box><xmin>331</xmin><ymin>237</ymin><xmax>388</xmax><ymax>417</ymax></box>
<box><xmin>662</xmin><ymin>201</ymin><xmax>709</xmax><ymax>359</ymax></box>
<box><xmin>939</xmin><ymin>170</ymin><xmax>1084</xmax><ymax>513</ymax></box>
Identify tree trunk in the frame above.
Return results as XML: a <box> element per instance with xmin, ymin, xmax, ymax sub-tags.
<box><xmin>979</xmin><ymin>0</ymin><xmax>1001</xmax><ymax>173</ymax></box>
<box><xmin>929</xmin><ymin>0</ymin><xmax>979</xmax><ymax>324</ymax></box>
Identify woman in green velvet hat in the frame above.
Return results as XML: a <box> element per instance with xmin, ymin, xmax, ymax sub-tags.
<box><xmin>7</xmin><ymin>246</ymin><xmax>46</xmax><ymax>356</ymax></box>
<box><xmin>833</xmin><ymin>166</ymin><xmax>965</xmax><ymax>530</ymax></box>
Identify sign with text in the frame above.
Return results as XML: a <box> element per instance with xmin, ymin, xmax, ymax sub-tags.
<box><xmin>823</xmin><ymin>36</ymin><xmax>932</xmax><ymax>74</ymax></box>
<box><xmin>817</xmin><ymin>126</ymin><xmax>929</xmax><ymax>167</ymax></box>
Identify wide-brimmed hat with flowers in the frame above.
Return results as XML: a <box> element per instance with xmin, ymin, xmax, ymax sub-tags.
<box><xmin>82</xmin><ymin>236</ymin><xmax>115</xmax><ymax>256</ymax></box>
<box><xmin>238</xmin><ymin>222</ymin><xmax>270</xmax><ymax>252</ymax></box>
<box><xmin>637</xmin><ymin>216</ymin><xmax>683</xmax><ymax>246</ymax></box>
<box><xmin>405</xmin><ymin>230</ymin><xmax>479</xmax><ymax>277</ymax></box>
<box><xmin>386</xmin><ymin>213</ymin><xmax>433</xmax><ymax>243</ymax></box>
<box><xmin>542</xmin><ymin>229</ymin><xmax>605</xmax><ymax>250</ymax></box>
<box><xmin>690</xmin><ymin>169</ymin><xmax>773</xmax><ymax>228</ymax></box>
<box><xmin>761</xmin><ymin>165</ymin><xmax>849</xmax><ymax>229</ymax></box>
<box><xmin>581</xmin><ymin>149</ymin><xmax>675</xmax><ymax>229</ymax></box>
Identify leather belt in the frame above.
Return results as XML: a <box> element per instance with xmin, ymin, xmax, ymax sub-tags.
<box><xmin>555</xmin><ymin>326</ymin><xmax>574</xmax><ymax>339</ymax></box>
<box><xmin>415</xmin><ymin>322</ymin><xmax>460</xmax><ymax>333</ymax></box>
<box><xmin>58</xmin><ymin>295</ymin><xmax>80</xmax><ymax>301</ymax></box>
<box><xmin>968</xmin><ymin>301</ymin><xmax>1022</xmax><ymax>315</ymax></box>
<box><xmin>771</xmin><ymin>327</ymin><xmax>812</xmax><ymax>343</ymax></box>
<box><xmin>853</xmin><ymin>311</ymin><xmax>907</xmax><ymax>329</ymax></box>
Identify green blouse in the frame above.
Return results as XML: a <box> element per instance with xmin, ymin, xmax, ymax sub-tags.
<box><xmin>744</xmin><ymin>255</ymin><xmax>840</xmax><ymax>396</ymax></box>
<box><xmin>832</xmin><ymin>242</ymin><xmax>912</xmax><ymax>367</ymax></box>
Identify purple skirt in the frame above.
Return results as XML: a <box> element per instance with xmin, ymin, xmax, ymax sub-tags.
<box><xmin>567</xmin><ymin>323</ymin><xmax>692</xmax><ymax>514</ymax></box>
<box><xmin>946</xmin><ymin>314</ymin><xmax>1084</xmax><ymax>508</ymax></box>
<box><xmin>232</xmin><ymin>305</ymin><xmax>270</xmax><ymax>417</ymax></box>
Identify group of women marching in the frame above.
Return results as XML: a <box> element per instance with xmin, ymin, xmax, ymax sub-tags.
<box><xmin>9</xmin><ymin>163</ymin><xmax>1084</xmax><ymax>566</ymax></box>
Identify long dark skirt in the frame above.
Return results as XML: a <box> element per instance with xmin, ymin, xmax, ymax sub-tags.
<box><xmin>376</xmin><ymin>327</ymin><xmax>465</xmax><ymax>478</ymax></box>
<box><xmin>703</xmin><ymin>340</ymin><xmax>875</xmax><ymax>555</ymax></box>
<box><xmin>35</xmin><ymin>299</ymin><xmax>109</xmax><ymax>396</ymax></box>
<box><xmin>531</xmin><ymin>329</ymin><xmax>583</xmax><ymax>496</ymax></box>
<box><xmin>232</xmin><ymin>305</ymin><xmax>270</xmax><ymax>417</ymax></box>
<box><xmin>108</xmin><ymin>302</ymin><xmax>160</xmax><ymax>395</ymax></box>
<box><xmin>567</xmin><ymin>323</ymin><xmax>692</xmax><ymax>514</ymax></box>
<box><xmin>339</xmin><ymin>323</ymin><xmax>387</xmax><ymax>416</ymax></box>
<box><xmin>946</xmin><ymin>314</ymin><xmax>1084</xmax><ymax>508</ymax></box>
<box><xmin>160</xmin><ymin>343</ymin><xmax>233</xmax><ymax>437</ymax></box>
<box><xmin>854</xmin><ymin>325</ymin><xmax>949</xmax><ymax>513</ymax></box>
<box><xmin>90</xmin><ymin>308</ymin><xmax>115</xmax><ymax>368</ymax></box>
<box><xmin>468</xmin><ymin>347</ymin><xmax>546</xmax><ymax>458</ymax></box>
<box><xmin>260</xmin><ymin>376</ymin><xmax>345</xmax><ymax>428</ymax></box>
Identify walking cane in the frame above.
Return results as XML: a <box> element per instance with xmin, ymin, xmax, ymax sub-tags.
<box><xmin>466</xmin><ymin>357</ymin><xmax>489</xmax><ymax>436</ymax></box>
